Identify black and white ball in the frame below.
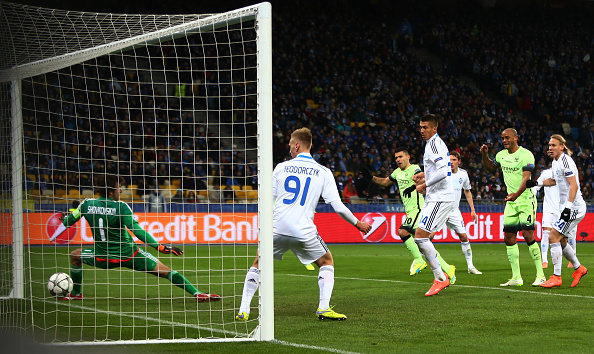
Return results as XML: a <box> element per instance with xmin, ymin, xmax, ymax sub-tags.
<box><xmin>47</xmin><ymin>272</ymin><xmax>73</xmax><ymax>297</ymax></box>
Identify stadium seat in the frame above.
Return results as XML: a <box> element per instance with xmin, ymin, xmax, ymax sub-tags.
<box><xmin>246</xmin><ymin>190</ymin><xmax>258</xmax><ymax>201</ymax></box>
<box><xmin>42</xmin><ymin>189</ymin><xmax>54</xmax><ymax>197</ymax></box>
<box><xmin>81</xmin><ymin>189</ymin><xmax>94</xmax><ymax>199</ymax></box>
<box><xmin>235</xmin><ymin>189</ymin><xmax>248</xmax><ymax>200</ymax></box>
<box><xmin>571</xmin><ymin>127</ymin><xmax>579</xmax><ymax>140</ymax></box>
<box><xmin>67</xmin><ymin>190</ymin><xmax>81</xmax><ymax>200</ymax></box>
<box><xmin>120</xmin><ymin>189</ymin><xmax>134</xmax><ymax>202</ymax></box>
<box><xmin>170</xmin><ymin>179</ymin><xmax>181</xmax><ymax>189</ymax></box>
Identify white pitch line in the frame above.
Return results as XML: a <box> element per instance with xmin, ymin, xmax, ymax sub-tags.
<box><xmin>285</xmin><ymin>273</ymin><xmax>594</xmax><ymax>299</ymax></box>
<box><xmin>38</xmin><ymin>299</ymin><xmax>362</xmax><ymax>353</ymax></box>
<box><xmin>38</xmin><ymin>298</ymin><xmax>249</xmax><ymax>337</ymax></box>
<box><xmin>272</xmin><ymin>340</ymin><xmax>364</xmax><ymax>354</ymax></box>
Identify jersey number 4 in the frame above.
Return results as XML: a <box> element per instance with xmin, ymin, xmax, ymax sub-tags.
<box><xmin>283</xmin><ymin>176</ymin><xmax>311</xmax><ymax>206</ymax></box>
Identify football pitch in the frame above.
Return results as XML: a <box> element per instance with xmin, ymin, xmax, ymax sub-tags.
<box><xmin>5</xmin><ymin>243</ymin><xmax>594</xmax><ymax>353</ymax></box>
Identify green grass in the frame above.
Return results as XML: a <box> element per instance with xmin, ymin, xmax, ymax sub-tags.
<box><xmin>3</xmin><ymin>243</ymin><xmax>594</xmax><ymax>353</ymax></box>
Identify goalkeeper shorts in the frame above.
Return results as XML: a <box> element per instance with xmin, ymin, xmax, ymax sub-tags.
<box><xmin>81</xmin><ymin>248</ymin><xmax>159</xmax><ymax>272</ymax></box>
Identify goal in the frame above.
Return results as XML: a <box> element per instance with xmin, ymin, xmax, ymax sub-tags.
<box><xmin>0</xmin><ymin>1</ymin><xmax>273</xmax><ymax>344</ymax></box>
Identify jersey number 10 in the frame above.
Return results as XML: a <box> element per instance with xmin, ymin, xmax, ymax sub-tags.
<box><xmin>283</xmin><ymin>176</ymin><xmax>311</xmax><ymax>206</ymax></box>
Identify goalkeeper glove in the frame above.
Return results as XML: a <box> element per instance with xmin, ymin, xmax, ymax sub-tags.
<box><xmin>560</xmin><ymin>208</ymin><xmax>571</xmax><ymax>222</ymax></box>
<box><xmin>158</xmin><ymin>244</ymin><xmax>183</xmax><ymax>256</ymax></box>
<box><xmin>525</xmin><ymin>180</ymin><xmax>538</xmax><ymax>188</ymax></box>
<box><xmin>359</xmin><ymin>167</ymin><xmax>373</xmax><ymax>180</ymax></box>
<box><xmin>402</xmin><ymin>185</ymin><xmax>416</xmax><ymax>198</ymax></box>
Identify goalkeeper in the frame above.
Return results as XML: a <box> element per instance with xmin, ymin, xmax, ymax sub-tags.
<box><xmin>364</xmin><ymin>147</ymin><xmax>456</xmax><ymax>282</ymax></box>
<box><xmin>50</xmin><ymin>173</ymin><xmax>220</xmax><ymax>302</ymax></box>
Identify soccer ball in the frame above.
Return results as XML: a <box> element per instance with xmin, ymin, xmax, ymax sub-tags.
<box><xmin>47</xmin><ymin>272</ymin><xmax>73</xmax><ymax>297</ymax></box>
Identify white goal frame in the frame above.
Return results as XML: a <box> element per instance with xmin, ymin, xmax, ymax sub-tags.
<box><xmin>0</xmin><ymin>1</ymin><xmax>273</xmax><ymax>343</ymax></box>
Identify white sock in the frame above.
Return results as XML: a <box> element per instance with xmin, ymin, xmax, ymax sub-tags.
<box><xmin>568</xmin><ymin>236</ymin><xmax>577</xmax><ymax>252</ymax></box>
<box><xmin>415</xmin><ymin>238</ymin><xmax>446</xmax><ymax>281</ymax></box>
<box><xmin>563</xmin><ymin>244</ymin><xmax>581</xmax><ymax>269</ymax></box>
<box><xmin>550</xmin><ymin>243</ymin><xmax>562</xmax><ymax>276</ymax></box>
<box><xmin>239</xmin><ymin>267</ymin><xmax>259</xmax><ymax>314</ymax></box>
<box><xmin>461</xmin><ymin>241</ymin><xmax>474</xmax><ymax>269</ymax></box>
<box><xmin>318</xmin><ymin>265</ymin><xmax>335</xmax><ymax>310</ymax></box>
<box><xmin>541</xmin><ymin>229</ymin><xmax>550</xmax><ymax>263</ymax></box>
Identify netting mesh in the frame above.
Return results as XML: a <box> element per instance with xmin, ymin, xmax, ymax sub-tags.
<box><xmin>1</xmin><ymin>1</ymin><xmax>269</xmax><ymax>343</ymax></box>
<box><xmin>0</xmin><ymin>2</ymin><xmax>208</xmax><ymax>70</ymax></box>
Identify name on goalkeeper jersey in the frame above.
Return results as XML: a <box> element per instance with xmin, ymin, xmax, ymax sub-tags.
<box><xmin>86</xmin><ymin>205</ymin><xmax>117</xmax><ymax>215</ymax></box>
<box><xmin>284</xmin><ymin>166</ymin><xmax>320</xmax><ymax>176</ymax></box>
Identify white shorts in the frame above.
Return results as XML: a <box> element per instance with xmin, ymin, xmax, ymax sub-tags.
<box><xmin>552</xmin><ymin>206</ymin><xmax>586</xmax><ymax>238</ymax></box>
<box><xmin>273</xmin><ymin>233</ymin><xmax>329</xmax><ymax>265</ymax></box>
<box><xmin>446</xmin><ymin>209</ymin><xmax>466</xmax><ymax>235</ymax></box>
<box><xmin>418</xmin><ymin>201</ymin><xmax>456</xmax><ymax>233</ymax></box>
<box><xmin>541</xmin><ymin>211</ymin><xmax>560</xmax><ymax>229</ymax></box>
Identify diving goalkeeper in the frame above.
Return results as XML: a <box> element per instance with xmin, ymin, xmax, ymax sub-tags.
<box><xmin>50</xmin><ymin>173</ymin><xmax>220</xmax><ymax>302</ymax></box>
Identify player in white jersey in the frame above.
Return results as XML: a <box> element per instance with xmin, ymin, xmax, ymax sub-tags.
<box><xmin>527</xmin><ymin>134</ymin><xmax>588</xmax><ymax>288</ymax></box>
<box><xmin>448</xmin><ymin>151</ymin><xmax>482</xmax><ymax>275</ymax></box>
<box><xmin>236</xmin><ymin>128</ymin><xmax>371</xmax><ymax>321</ymax></box>
<box><xmin>531</xmin><ymin>166</ymin><xmax>560</xmax><ymax>268</ymax></box>
<box><xmin>411</xmin><ymin>114</ymin><xmax>457</xmax><ymax>296</ymax></box>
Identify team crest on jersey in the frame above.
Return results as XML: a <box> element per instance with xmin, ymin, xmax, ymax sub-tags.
<box><xmin>514</xmin><ymin>157</ymin><xmax>519</xmax><ymax>162</ymax></box>
<box><xmin>459</xmin><ymin>178</ymin><xmax>463</xmax><ymax>184</ymax></box>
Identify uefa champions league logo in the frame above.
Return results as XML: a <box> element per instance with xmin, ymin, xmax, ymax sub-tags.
<box><xmin>359</xmin><ymin>212</ymin><xmax>388</xmax><ymax>242</ymax></box>
<box><xmin>46</xmin><ymin>212</ymin><xmax>77</xmax><ymax>244</ymax></box>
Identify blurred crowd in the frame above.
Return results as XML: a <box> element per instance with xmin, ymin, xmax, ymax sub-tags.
<box><xmin>20</xmin><ymin>1</ymin><xmax>594</xmax><ymax>204</ymax></box>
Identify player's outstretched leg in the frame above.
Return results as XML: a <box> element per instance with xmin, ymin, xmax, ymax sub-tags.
<box><xmin>60</xmin><ymin>248</ymin><xmax>84</xmax><ymax>300</ymax></box>
<box><xmin>236</xmin><ymin>267</ymin><xmax>260</xmax><ymax>320</ymax></box>
<box><xmin>165</xmin><ymin>270</ymin><xmax>221</xmax><ymax>302</ymax></box>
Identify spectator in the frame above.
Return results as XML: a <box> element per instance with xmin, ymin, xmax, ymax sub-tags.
<box><xmin>209</xmin><ymin>181</ymin><xmax>224</xmax><ymax>204</ymax></box>
<box><xmin>147</xmin><ymin>187</ymin><xmax>167</xmax><ymax>212</ymax></box>
<box><xmin>342</xmin><ymin>180</ymin><xmax>358</xmax><ymax>204</ymax></box>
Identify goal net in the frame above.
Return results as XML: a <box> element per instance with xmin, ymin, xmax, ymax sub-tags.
<box><xmin>0</xmin><ymin>1</ymin><xmax>273</xmax><ymax>344</ymax></box>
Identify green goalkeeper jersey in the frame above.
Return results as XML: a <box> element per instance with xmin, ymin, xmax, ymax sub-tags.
<box><xmin>63</xmin><ymin>197</ymin><xmax>159</xmax><ymax>260</ymax></box>
<box><xmin>495</xmin><ymin>146</ymin><xmax>535</xmax><ymax>201</ymax></box>
<box><xmin>390</xmin><ymin>164</ymin><xmax>424</xmax><ymax>214</ymax></box>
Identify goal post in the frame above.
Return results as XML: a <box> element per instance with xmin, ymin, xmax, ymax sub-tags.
<box><xmin>0</xmin><ymin>1</ymin><xmax>273</xmax><ymax>344</ymax></box>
